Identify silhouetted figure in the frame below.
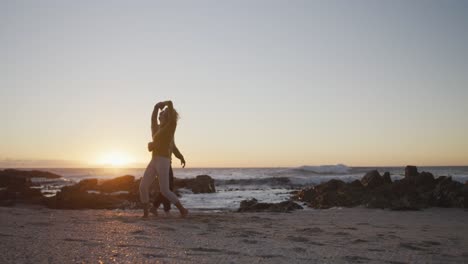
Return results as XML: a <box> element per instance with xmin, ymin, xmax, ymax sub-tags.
<box><xmin>148</xmin><ymin>141</ymin><xmax>185</xmax><ymax>213</ymax></box>
<box><xmin>139</xmin><ymin>100</ymin><xmax>188</xmax><ymax>218</ymax></box>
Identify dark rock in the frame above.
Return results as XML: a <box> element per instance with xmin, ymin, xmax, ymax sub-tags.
<box><xmin>99</xmin><ymin>175</ymin><xmax>135</xmax><ymax>193</ymax></box>
<box><xmin>412</xmin><ymin>172</ymin><xmax>435</xmax><ymax>187</ymax></box>
<box><xmin>175</xmin><ymin>175</ymin><xmax>216</xmax><ymax>194</ymax></box>
<box><xmin>297</xmin><ymin>179</ymin><xmax>363</xmax><ymax>209</ymax></box>
<box><xmin>434</xmin><ymin>176</ymin><xmax>448</xmax><ymax>185</ymax></box>
<box><xmin>74</xmin><ymin>178</ymin><xmax>99</xmax><ymax>191</ymax></box>
<box><xmin>382</xmin><ymin>172</ymin><xmax>392</xmax><ymax>184</ymax></box>
<box><xmin>309</xmin><ymin>191</ymin><xmax>346</xmax><ymax>209</ymax></box>
<box><xmin>361</xmin><ymin>170</ymin><xmax>385</xmax><ymax>189</ymax></box>
<box><xmin>295</xmin><ymin>187</ymin><xmax>316</xmax><ymax>203</ymax></box>
<box><xmin>0</xmin><ymin>169</ymin><xmax>47</xmax><ymax>204</ymax></box>
<box><xmin>405</xmin><ymin>166</ymin><xmax>419</xmax><ymax>178</ymax></box>
<box><xmin>0</xmin><ymin>188</ymin><xmax>14</xmax><ymax>207</ymax></box>
<box><xmin>390</xmin><ymin>194</ymin><xmax>424</xmax><ymax>211</ymax></box>
<box><xmin>316</xmin><ymin>179</ymin><xmax>346</xmax><ymax>192</ymax></box>
<box><xmin>239</xmin><ymin>198</ymin><xmax>259</xmax><ymax>209</ymax></box>
<box><xmin>294</xmin><ymin>166</ymin><xmax>468</xmax><ymax>210</ymax></box>
<box><xmin>44</xmin><ymin>175</ymin><xmax>138</xmax><ymax>209</ymax></box>
<box><xmin>0</xmin><ymin>175</ymin><xmax>31</xmax><ymax>191</ymax></box>
<box><xmin>432</xmin><ymin>176</ymin><xmax>464</xmax><ymax>207</ymax></box>
<box><xmin>341</xmin><ymin>180</ymin><xmax>365</xmax><ymax>206</ymax></box>
<box><xmin>48</xmin><ymin>188</ymin><xmax>127</xmax><ymax>209</ymax></box>
<box><xmin>0</xmin><ymin>169</ymin><xmax>62</xmax><ymax>180</ymax></box>
<box><xmin>463</xmin><ymin>183</ymin><xmax>468</xmax><ymax>208</ymax></box>
<box><xmin>294</xmin><ymin>179</ymin><xmax>366</xmax><ymax>209</ymax></box>
<box><xmin>238</xmin><ymin>198</ymin><xmax>303</xmax><ymax>212</ymax></box>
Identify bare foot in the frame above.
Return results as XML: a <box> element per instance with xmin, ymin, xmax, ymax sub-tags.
<box><xmin>180</xmin><ymin>208</ymin><xmax>189</xmax><ymax>218</ymax></box>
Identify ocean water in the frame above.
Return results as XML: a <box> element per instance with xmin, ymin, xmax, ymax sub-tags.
<box><xmin>26</xmin><ymin>165</ymin><xmax>468</xmax><ymax>211</ymax></box>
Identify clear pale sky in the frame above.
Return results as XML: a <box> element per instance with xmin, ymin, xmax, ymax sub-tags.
<box><xmin>1</xmin><ymin>0</ymin><xmax>467</xmax><ymax>168</ymax></box>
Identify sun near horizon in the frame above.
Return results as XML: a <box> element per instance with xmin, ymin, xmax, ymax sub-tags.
<box><xmin>94</xmin><ymin>151</ymin><xmax>136</xmax><ymax>168</ymax></box>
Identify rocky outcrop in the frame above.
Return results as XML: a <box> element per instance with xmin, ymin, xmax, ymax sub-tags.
<box><xmin>70</xmin><ymin>178</ymin><xmax>99</xmax><ymax>192</ymax></box>
<box><xmin>405</xmin><ymin>166</ymin><xmax>419</xmax><ymax>178</ymax></box>
<box><xmin>361</xmin><ymin>170</ymin><xmax>387</xmax><ymax>189</ymax></box>
<box><xmin>175</xmin><ymin>175</ymin><xmax>216</xmax><ymax>193</ymax></box>
<box><xmin>238</xmin><ymin>198</ymin><xmax>303</xmax><ymax>212</ymax></box>
<box><xmin>44</xmin><ymin>174</ymin><xmax>216</xmax><ymax>209</ymax></box>
<box><xmin>295</xmin><ymin>166</ymin><xmax>467</xmax><ymax>210</ymax></box>
<box><xmin>295</xmin><ymin>179</ymin><xmax>365</xmax><ymax>209</ymax></box>
<box><xmin>0</xmin><ymin>169</ymin><xmax>62</xmax><ymax>181</ymax></box>
<box><xmin>46</xmin><ymin>188</ymin><xmax>128</xmax><ymax>209</ymax></box>
<box><xmin>0</xmin><ymin>169</ymin><xmax>55</xmax><ymax>206</ymax></box>
<box><xmin>99</xmin><ymin>175</ymin><xmax>135</xmax><ymax>193</ymax></box>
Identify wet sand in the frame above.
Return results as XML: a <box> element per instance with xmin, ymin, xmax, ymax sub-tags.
<box><xmin>1</xmin><ymin>206</ymin><xmax>467</xmax><ymax>263</ymax></box>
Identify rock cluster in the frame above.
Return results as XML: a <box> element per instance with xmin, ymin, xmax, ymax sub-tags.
<box><xmin>175</xmin><ymin>175</ymin><xmax>216</xmax><ymax>194</ymax></box>
<box><xmin>0</xmin><ymin>169</ymin><xmax>59</xmax><ymax>206</ymax></box>
<box><xmin>46</xmin><ymin>174</ymin><xmax>217</xmax><ymax>209</ymax></box>
<box><xmin>1</xmin><ymin>169</ymin><xmax>216</xmax><ymax>209</ymax></box>
<box><xmin>294</xmin><ymin>166</ymin><xmax>468</xmax><ymax>210</ymax></box>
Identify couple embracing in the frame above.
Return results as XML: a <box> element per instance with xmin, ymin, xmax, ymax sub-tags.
<box><xmin>139</xmin><ymin>100</ymin><xmax>189</xmax><ymax>218</ymax></box>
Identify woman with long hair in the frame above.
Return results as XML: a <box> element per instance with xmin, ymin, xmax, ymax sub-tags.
<box><xmin>139</xmin><ymin>100</ymin><xmax>188</xmax><ymax>218</ymax></box>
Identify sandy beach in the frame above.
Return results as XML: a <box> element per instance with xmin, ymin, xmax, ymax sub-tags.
<box><xmin>1</xmin><ymin>206</ymin><xmax>467</xmax><ymax>263</ymax></box>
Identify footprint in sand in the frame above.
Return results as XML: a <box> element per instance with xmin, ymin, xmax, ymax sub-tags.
<box><xmin>182</xmin><ymin>224</ymin><xmax>200</xmax><ymax>230</ymax></box>
<box><xmin>399</xmin><ymin>242</ymin><xmax>426</xmax><ymax>251</ymax></box>
<box><xmin>368</xmin><ymin>248</ymin><xmax>385</xmax><ymax>252</ymax></box>
<box><xmin>333</xmin><ymin>231</ymin><xmax>350</xmax><ymax>236</ymax></box>
<box><xmin>118</xmin><ymin>244</ymin><xmax>161</xmax><ymax>250</ymax></box>
<box><xmin>130</xmin><ymin>230</ymin><xmax>145</xmax><ymax>235</ymax></box>
<box><xmin>296</xmin><ymin>227</ymin><xmax>324</xmax><ymax>234</ymax></box>
<box><xmin>258</xmin><ymin>254</ymin><xmax>284</xmax><ymax>259</ymax></box>
<box><xmin>84</xmin><ymin>241</ymin><xmax>103</xmax><ymax>247</ymax></box>
<box><xmin>29</xmin><ymin>222</ymin><xmax>51</xmax><ymax>227</ymax></box>
<box><xmin>293</xmin><ymin>247</ymin><xmax>306</xmax><ymax>253</ymax></box>
<box><xmin>342</xmin><ymin>226</ymin><xmax>358</xmax><ymax>230</ymax></box>
<box><xmin>422</xmin><ymin>240</ymin><xmax>441</xmax><ymax>246</ymax></box>
<box><xmin>343</xmin><ymin>255</ymin><xmax>372</xmax><ymax>263</ymax></box>
<box><xmin>63</xmin><ymin>238</ymin><xmax>87</xmax><ymax>242</ymax></box>
<box><xmin>142</xmin><ymin>253</ymin><xmax>167</xmax><ymax>259</ymax></box>
<box><xmin>353</xmin><ymin>239</ymin><xmax>368</xmax><ymax>243</ymax></box>
<box><xmin>385</xmin><ymin>260</ymin><xmax>407</xmax><ymax>264</ymax></box>
<box><xmin>187</xmin><ymin>247</ymin><xmax>241</xmax><ymax>256</ymax></box>
<box><xmin>242</xmin><ymin>239</ymin><xmax>258</xmax><ymax>244</ymax></box>
<box><xmin>287</xmin><ymin>236</ymin><xmax>309</xmax><ymax>243</ymax></box>
<box><xmin>188</xmin><ymin>247</ymin><xmax>223</xmax><ymax>253</ymax></box>
<box><xmin>158</xmin><ymin>226</ymin><xmax>176</xmax><ymax>231</ymax></box>
<box><xmin>309</xmin><ymin>241</ymin><xmax>325</xmax><ymax>246</ymax></box>
<box><xmin>356</xmin><ymin>222</ymin><xmax>370</xmax><ymax>226</ymax></box>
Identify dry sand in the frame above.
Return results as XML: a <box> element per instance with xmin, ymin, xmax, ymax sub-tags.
<box><xmin>1</xmin><ymin>206</ymin><xmax>468</xmax><ymax>263</ymax></box>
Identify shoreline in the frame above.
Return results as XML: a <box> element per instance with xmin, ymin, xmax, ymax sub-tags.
<box><xmin>1</xmin><ymin>205</ymin><xmax>467</xmax><ymax>263</ymax></box>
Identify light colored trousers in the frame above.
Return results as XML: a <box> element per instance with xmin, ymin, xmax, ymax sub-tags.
<box><xmin>139</xmin><ymin>156</ymin><xmax>180</xmax><ymax>204</ymax></box>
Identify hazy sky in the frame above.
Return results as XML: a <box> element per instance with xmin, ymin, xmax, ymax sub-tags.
<box><xmin>1</xmin><ymin>0</ymin><xmax>468</xmax><ymax>168</ymax></box>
